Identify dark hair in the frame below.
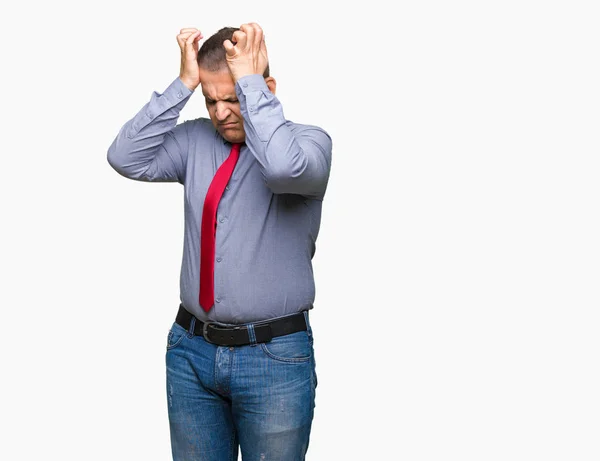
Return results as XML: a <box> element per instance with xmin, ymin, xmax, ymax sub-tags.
<box><xmin>197</xmin><ymin>26</ymin><xmax>270</xmax><ymax>78</ymax></box>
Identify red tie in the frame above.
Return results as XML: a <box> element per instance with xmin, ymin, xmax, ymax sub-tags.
<box><xmin>199</xmin><ymin>143</ymin><xmax>242</xmax><ymax>312</ymax></box>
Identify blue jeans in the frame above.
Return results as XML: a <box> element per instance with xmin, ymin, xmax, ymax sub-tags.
<box><xmin>165</xmin><ymin>310</ymin><xmax>318</xmax><ymax>461</ymax></box>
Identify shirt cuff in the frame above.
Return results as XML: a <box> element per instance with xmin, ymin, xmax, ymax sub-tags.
<box><xmin>235</xmin><ymin>74</ymin><xmax>270</xmax><ymax>95</ymax></box>
<box><xmin>168</xmin><ymin>77</ymin><xmax>194</xmax><ymax>100</ymax></box>
<box><xmin>149</xmin><ymin>77</ymin><xmax>194</xmax><ymax>116</ymax></box>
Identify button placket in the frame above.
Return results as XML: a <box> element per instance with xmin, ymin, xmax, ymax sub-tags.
<box><xmin>199</xmin><ymin>143</ymin><xmax>240</xmax><ymax>312</ymax></box>
<box><xmin>214</xmin><ymin>208</ymin><xmax>227</xmax><ymax>308</ymax></box>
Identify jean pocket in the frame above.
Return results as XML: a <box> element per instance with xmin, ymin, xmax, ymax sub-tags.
<box><xmin>166</xmin><ymin>322</ymin><xmax>187</xmax><ymax>351</ymax></box>
<box><xmin>260</xmin><ymin>330</ymin><xmax>312</xmax><ymax>362</ymax></box>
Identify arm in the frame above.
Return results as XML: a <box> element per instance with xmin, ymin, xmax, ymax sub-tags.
<box><xmin>106</xmin><ymin>77</ymin><xmax>194</xmax><ymax>184</ymax></box>
<box><xmin>223</xmin><ymin>23</ymin><xmax>332</xmax><ymax>199</ymax></box>
<box><xmin>107</xmin><ymin>27</ymin><xmax>204</xmax><ymax>184</ymax></box>
<box><xmin>235</xmin><ymin>75</ymin><xmax>332</xmax><ymax>199</ymax></box>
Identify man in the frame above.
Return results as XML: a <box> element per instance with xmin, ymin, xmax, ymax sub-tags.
<box><xmin>107</xmin><ymin>23</ymin><xmax>332</xmax><ymax>461</ymax></box>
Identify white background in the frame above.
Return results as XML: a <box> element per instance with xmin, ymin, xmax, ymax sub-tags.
<box><xmin>2</xmin><ymin>0</ymin><xmax>599</xmax><ymax>459</ymax></box>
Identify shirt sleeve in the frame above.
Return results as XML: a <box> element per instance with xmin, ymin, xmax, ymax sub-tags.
<box><xmin>235</xmin><ymin>74</ymin><xmax>332</xmax><ymax>200</ymax></box>
<box><xmin>107</xmin><ymin>77</ymin><xmax>194</xmax><ymax>184</ymax></box>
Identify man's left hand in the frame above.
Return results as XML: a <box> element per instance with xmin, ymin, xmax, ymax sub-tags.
<box><xmin>223</xmin><ymin>23</ymin><xmax>269</xmax><ymax>82</ymax></box>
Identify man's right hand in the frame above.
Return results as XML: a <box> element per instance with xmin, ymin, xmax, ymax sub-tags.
<box><xmin>177</xmin><ymin>28</ymin><xmax>203</xmax><ymax>91</ymax></box>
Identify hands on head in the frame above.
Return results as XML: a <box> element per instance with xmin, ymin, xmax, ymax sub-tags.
<box><xmin>223</xmin><ymin>23</ymin><xmax>269</xmax><ymax>82</ymax></box>
<box><xmin>178</xmin><ymin>23</ymin><xmax>269</xmax><ymax>91</ymax></box>
<box><xmin>177</xmin><ymin>28</ymin><xmax>203</xmax><ymax>91</ymax></box>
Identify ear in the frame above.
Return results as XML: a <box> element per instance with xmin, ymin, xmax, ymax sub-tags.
<box><xmin>264</xmin><ymin>76</ymin><xmax>277</xmax><ymax>95</ymax></box>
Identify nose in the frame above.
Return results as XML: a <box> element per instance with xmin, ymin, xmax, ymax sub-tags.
<box><xmin>214</xmin><ymin>101</ymin><xmax>230</xmax><ymax>121</ymax></box>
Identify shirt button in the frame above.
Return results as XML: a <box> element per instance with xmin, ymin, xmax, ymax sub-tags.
<box><xmin>249</xmin><ymin>107</ymin><xmax>254</xmax><ymax>112</ymax></box>
<box><xmin>177</xmin><ymin>92</ymin><xmax>182</xmax><ymax>98</ymax></box>
<box><xmin>243</xmin><ymin>82</ymin><xmax>248</xmax><ymax>88</ymax></box>
<box><xmin>216</xmin><ymin>257</ymin><xmax>222</xmax><ymax>262</ymax></box>
<box><xmin>215</xmin><ymin>298</ymin><xmax>221</xmax><ymax>303</ymax></box>
<box><xmin>229</xmin><ymin>347</ymin><xmax>234</xmax><ymax>351</ymax></box>
<box><xmin>219</xmin><ymin>217</ymin><xmax>225</xmax><ymax>223</ymax></box>
<box><xmin>225</xmin><ymin>185</ymin><xmax>229</xmax><ymax>190</ymax></box>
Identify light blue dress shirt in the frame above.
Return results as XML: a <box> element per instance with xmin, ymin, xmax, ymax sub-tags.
<box><xmin>107</xmin><ymin>74</ymin><xmax>332</xmax><ymax>324</ymax></box>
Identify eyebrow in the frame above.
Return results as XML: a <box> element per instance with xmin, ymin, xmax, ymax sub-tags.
<box><xmin>203</xmin><ymin>94</ymin><xmax>238</xmax><ymax>102</ymax></box>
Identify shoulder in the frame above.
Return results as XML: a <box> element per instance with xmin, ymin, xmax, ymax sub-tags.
<box><xmin>181</xmin><ymin>117</ymin><xmax>214</xmax><ymax>132</ymax></box>
<box><xmin>286</xmin><ymin>120</ymin><xmax>331</xmax><ymax>140</ymax></box>
<box><xmin>286</xmin><ymin>120</ymin><xmax>332</xmax><ymax>152</ymax></box>
<box><xmin>177</xmin><ymin>117</ymin><xmax>221</xmax><ymax>139</ymax></box>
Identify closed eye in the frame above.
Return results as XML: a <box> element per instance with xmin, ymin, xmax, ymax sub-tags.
<box><xmin>205</xmin><ymin>98</ymin><xmax>238</xmax><ymax>105</ymax></box>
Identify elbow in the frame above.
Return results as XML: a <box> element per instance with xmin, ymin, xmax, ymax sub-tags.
<box><xmin>263</xmin><ymin>157</ymin><xmax>307</xmax><ymax>194</ymax></box>
<box><xmin>263</xmin><ymin>160</ymin><xmax>329</xmax><ymax>198</ymax></box>
<box><xmin>106</xmin><ymin>141</ymin><xmax>125</xmax><ymax>175</ymax></box>
<box><xmin>106</xmin><ymin>139</ymin><xmax>136</xmax><ymax>178</ymax></box>
<box><xmin>106</xmin><ymin>143</ymin><xmax>118</xmax><ymax>170</ymax></box>
<box><xmin>261</xmin><ymin>127</ymin><xmax>332</xmax><ymax>196</ymax></box>
<box><xmin>264</xmin><ymin>168</ymin><xmax>293</xmax><ymax>191</ymax></box>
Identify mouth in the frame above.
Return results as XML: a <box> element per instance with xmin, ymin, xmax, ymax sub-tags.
<box><xmin>219</xmin><ymin>122</ymin><xmax>237</xmax><ymax>129</ymax></box>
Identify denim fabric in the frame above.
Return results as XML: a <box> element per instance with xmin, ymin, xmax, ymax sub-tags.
<box><xmin>165</xmin><ymin>310</ymin><xmax>318</xmax><ymax>460</ymax></box>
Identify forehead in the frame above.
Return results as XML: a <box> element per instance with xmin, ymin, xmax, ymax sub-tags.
<box><xmin>199</xmin><ymin>68</ymin><xmax>236</xmax><ymax>99</ymax></box>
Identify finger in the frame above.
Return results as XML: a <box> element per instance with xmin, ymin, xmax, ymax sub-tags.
<box><xmin>184</xmin><ymin>30</ymin><xmax>203</xmax><ymax>55</ymax></box>
<box><xmin>260</xmin><ymin>35</ymin><xmax>267</xmax><ymax>55</ymax></box>
<box><xmin>244</xmin><ymin>23</ymin><xmax>262</xmax><ymax>50</ymax></box>
<box><xmin>179</xmin><ymin>27</ymin><xmax>198</xmax><ymax>33</ymax></box>
<box><xmin>248</xmin><ymin>22</ymin><xmax>262</xmax><ymax>35</ymax></box>
<box><xmin>185</xmin><ymin>30</ymin><xmax>203</xmax><ymax>43</ymax></box>
<box><xmin>239</xmin><ymin>24</ymin><xmax>254</xmax><ymax>47</ymax></box>
<box><xmin>177</xmin><ymin>31</ymin><xmax>201</xmax><ymax>48</ymax></box>
<box><xmin>177</xmin><ymin>34</ymin><xmax>188</xmax><ymax>45</ymax></box>
<box><xmin>252</xmin><ymin>24</ymin><xmax>263</xmax><ymax>49</ymax></box>
<box><xmin>223</xmin><ymin>39</ymin><xmax>237</xmax><ymax>57</ymax></box>
<box><xmin>231</xmin><ymin>30</ymin><xmax>247</xmax><ymax>48</ymax></box>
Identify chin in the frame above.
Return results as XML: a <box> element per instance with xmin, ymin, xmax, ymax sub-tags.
<box><xmin>221</xmin><ymin>131</ymin><xmax>245</xmax><ymax>144</ymax></box>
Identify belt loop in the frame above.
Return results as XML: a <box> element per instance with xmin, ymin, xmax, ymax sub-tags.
<box><xmin>188</xmin><ymin>315</ymin><xmax>196</xmax><ymax>337</ymax></box>
<box><xmin>303</xmin><ymin>310</ymin><xmax>312</xmax><ymax>337</ymax></box>
<box><xmin>247</xmin><ymin>323</ymin><xmax>257</xmax><ymax>347</ymax></box>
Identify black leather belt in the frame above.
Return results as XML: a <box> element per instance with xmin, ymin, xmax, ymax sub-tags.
<box><xmin>175</xmin><ymin>303</ymin><xmax>308</xmax><ymax>347</ymax></box>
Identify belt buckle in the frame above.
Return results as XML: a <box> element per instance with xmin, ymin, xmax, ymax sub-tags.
<box><xmin>202</xmin><ymin>322</ymin><xmax>243</xmax><ymax>346</ymax></box>
<box><xmin>254</xmin><ymin>322</ymin><xmax>273</xmax><ymax>343</ymax></box>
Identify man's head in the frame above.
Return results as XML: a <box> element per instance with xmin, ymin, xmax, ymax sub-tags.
<box><xmin>197</xmin><ymin>27</ymin><xmax>276</xmax><ymax>143</ymax></box>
